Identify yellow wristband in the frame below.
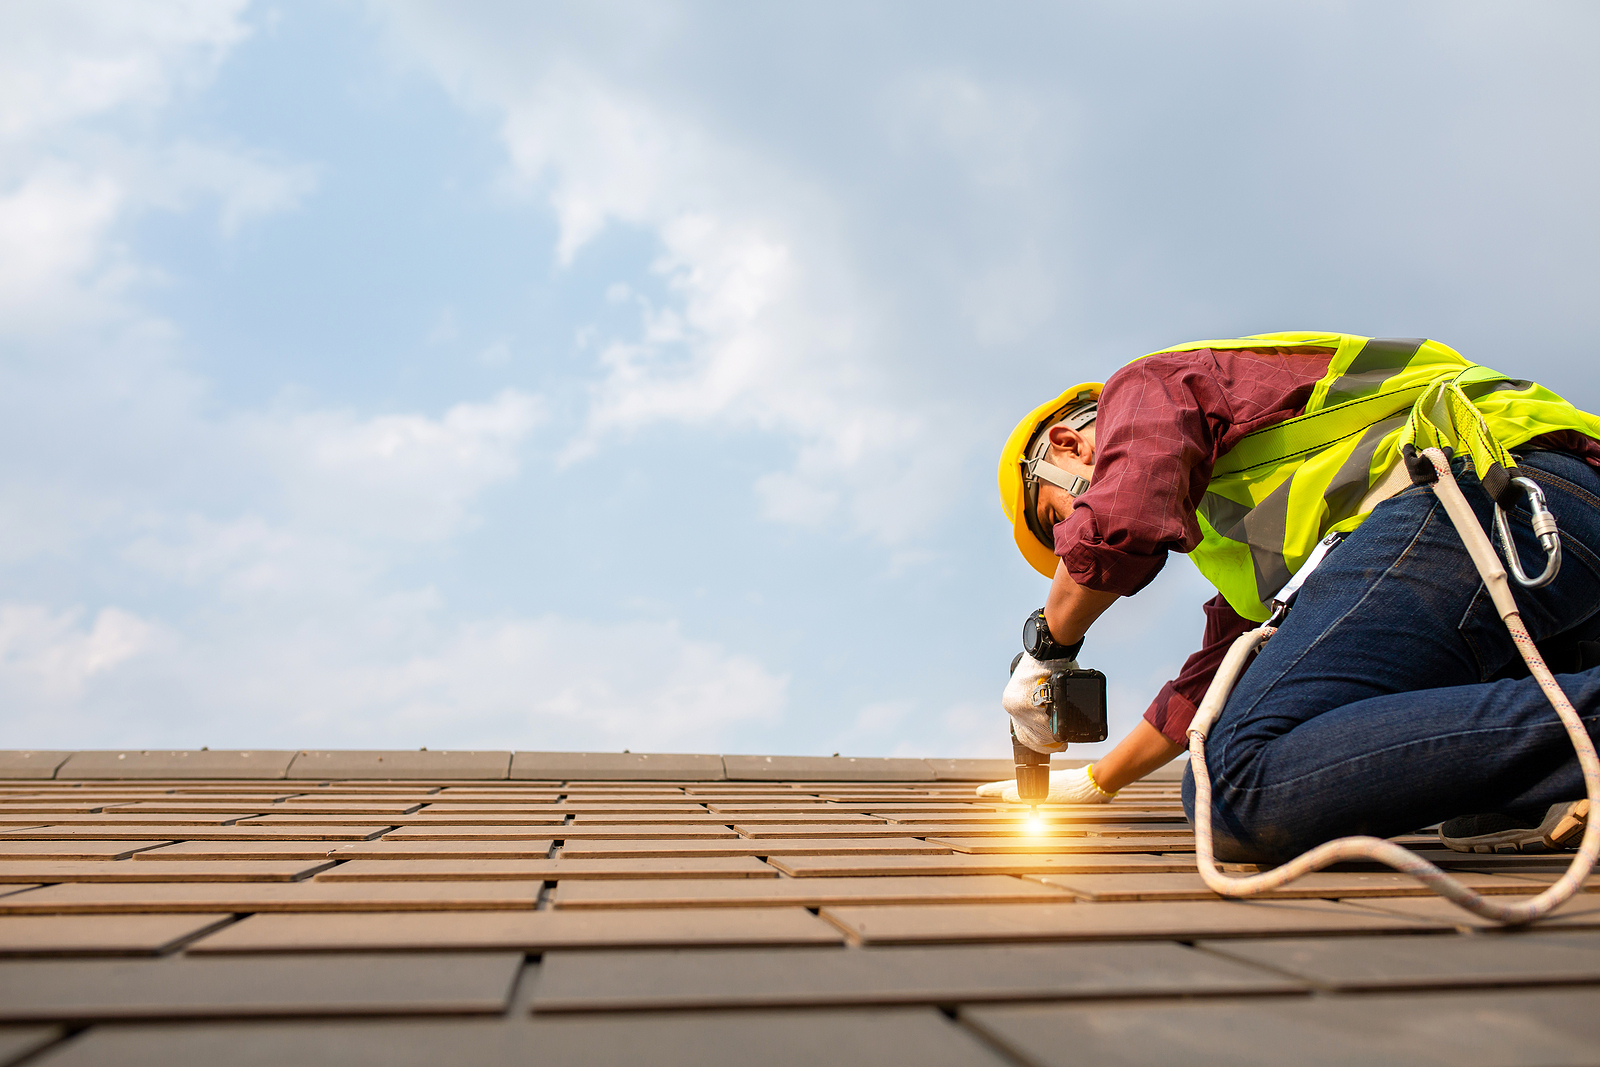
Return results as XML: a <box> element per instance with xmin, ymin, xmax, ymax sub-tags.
<box><xmin>1083</xmin><ymin>763</ymin><xmax>1117</xmax><ymax>799</ymax></box>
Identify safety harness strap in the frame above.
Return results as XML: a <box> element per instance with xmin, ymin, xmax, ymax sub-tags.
<box><xmin>1399</xmin><ymin>372</ymin><xmax>1522</xmax><ymax>504</ymax></box>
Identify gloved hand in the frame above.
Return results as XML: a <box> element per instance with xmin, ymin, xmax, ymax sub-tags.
<box><xmin>975</xmin><ymin>764</ymin><xmax>1117</xmax><ymax>804</ymax></box>
<box><xmin>1003</xmin><ymin>650</ymin><xmax>1076</xmax><ymax>754</ymax></box>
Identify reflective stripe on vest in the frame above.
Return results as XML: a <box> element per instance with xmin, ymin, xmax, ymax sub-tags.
<box><xmin>1136</xmin><ymin>333</ymin><xmax>1600</xmax><ymax>621</ymax></box>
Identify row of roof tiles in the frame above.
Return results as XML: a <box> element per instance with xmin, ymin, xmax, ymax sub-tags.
<box><xmin>0</xmin><ymin>750</ymin><xmax>1065</xmax><ymax>782</ymax></box>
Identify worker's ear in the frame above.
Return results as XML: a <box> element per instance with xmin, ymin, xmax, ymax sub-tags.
<box><xmin>1047</xmin><ymin>423</ymin><xmax>1091</xmax><ymax>461</ymax></box>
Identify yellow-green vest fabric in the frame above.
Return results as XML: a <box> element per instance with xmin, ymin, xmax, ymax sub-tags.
<box><xmin>1146</xmin><ymin>332</ymin><xmax>1600</xmax><ymax>622</ymax></box>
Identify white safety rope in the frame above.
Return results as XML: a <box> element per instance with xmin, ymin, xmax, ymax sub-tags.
<box><xmin>1188</xmin><ymin>446</ymin><xmax>1600</xmax><ymax>924</ymax></box>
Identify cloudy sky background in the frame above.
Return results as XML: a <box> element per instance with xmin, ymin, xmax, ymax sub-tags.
<box><xmin>2</xmin><ymin>1</ymin><xmax>1596</xmax><ymax>758</ymax></box>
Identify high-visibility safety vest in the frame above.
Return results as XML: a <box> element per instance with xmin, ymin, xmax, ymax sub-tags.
<box><xmin>1165</xmin><ymin>332</ymin><xmax>1600</xmax><ymax>621</ymax></box>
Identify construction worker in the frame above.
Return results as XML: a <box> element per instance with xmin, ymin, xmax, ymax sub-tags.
<box><xmin>987</xmin><ymin>333</ymin><xmax>1600</xmax><ymax>862</ymax></box>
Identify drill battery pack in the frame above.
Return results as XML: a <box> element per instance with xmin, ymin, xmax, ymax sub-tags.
<box><xmin>1042</xmin><ymin>668</ymin><xmax>1108</xmax><ymax>744</ymax></box>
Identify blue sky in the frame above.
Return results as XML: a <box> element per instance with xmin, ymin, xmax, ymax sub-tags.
<box><xmin>2</xmin><ymin>1</ymin><xmax>1597</xmax><ymax>759</ymax></box>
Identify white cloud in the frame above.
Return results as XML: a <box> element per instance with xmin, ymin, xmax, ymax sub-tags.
<box><xmin>372</xmin><ymin>616</ymin><xmax>784</xmax><ymax>751</ymax></box>
<box><xmin>8</xmin><ymin>374</ymin><xmax>780</xmax><ymax>749</ymax></box>
<box><xmin>882</xmin><ymin>70</ymin><xmax>1069</xmax><ymax>347</ymax></box>
<box><xmin>0</xmin><ymin>165</ymin><xmax>127</xmax><ymax>323</ymax></box>
<box><xmin>118</xmin><ymin>389</ymin><xmax>544</xmax><ymax>609</ymax></box>
<box><xmin>0</xmin><ymin>145</ymin><xmax>312</xmax><ymax>328</ymax></box>
<box><xmin>0</xmin><ymin>599</ymin><xmax>784</xmax><ymax>753</ymax></box>
<box><xmin>122</xmin><ymin>515</ymin><xmax>330</xmax><ymax>600</ymax></box>
<box><xmin>151</xmin><ymin>141</ymin><xmax>320</xmax><ymax>236</ymax></box>
<box><xmin>374</xmin><ymin>18</ymin><xmax>1013</xmax><ymax>546</ymax></box>
<box><xmin>0</xmin><ymin>604</ymin><xmax>164</xmax><ymax>703</ymax></box>
<box><xmin>0</xmin><ymin>0</ymin><xmax>249</xmax><ymax>142</ymax></box>
<box><xmin>250</xmin><ymin>389</ymin><xmax>545</xmax><ymax>543</ymax></box>
<box><xmin>495</xmin><ymin>63</ymin><xmax>706</xmax><ymax>267</ymax></box>
<box><xmin>0</xmin><ymin>0</ymin><xmax>316</xmax><ymax>336</ymax></box>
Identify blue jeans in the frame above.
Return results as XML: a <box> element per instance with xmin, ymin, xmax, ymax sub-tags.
<box><xmin>1182</xmin><ymin>449</ymin><xmax>1600</xmax><ymax>864</ymax></box>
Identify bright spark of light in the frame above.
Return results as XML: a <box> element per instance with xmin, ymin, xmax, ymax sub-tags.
<box><xmin>1024</xmin><ymin>816</ymin><xmax>1046</xmax><ymax>833</ymax></box>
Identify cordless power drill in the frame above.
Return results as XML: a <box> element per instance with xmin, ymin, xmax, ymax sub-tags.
<box><xmin>1011</xmin><ymin>608</ymin><xmax>1109</xmax><ymax>804</ymax></box>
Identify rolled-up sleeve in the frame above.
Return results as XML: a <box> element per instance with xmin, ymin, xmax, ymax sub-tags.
<box><xmin>1143</xmin><ymin>594</ymin><xmax>1255</xmax><ymax>745</ymax></box>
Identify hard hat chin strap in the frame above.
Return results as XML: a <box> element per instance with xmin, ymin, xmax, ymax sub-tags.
<box><xmin>1028</xmin><ymin>458</ymin><xmax>1090</xmax><ymax>498</ymax></box>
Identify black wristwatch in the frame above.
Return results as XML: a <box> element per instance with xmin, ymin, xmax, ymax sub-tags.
<box><xmin>1022</xmin><ymin>608</ymin><xmax>1083</xmax><ymax>662</ymax></box>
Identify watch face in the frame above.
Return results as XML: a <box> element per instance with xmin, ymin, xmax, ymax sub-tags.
<box><xmin>1023</xmin><ymin>613</ymin><xmax>1044</xmax><ymax>654</ymax></box>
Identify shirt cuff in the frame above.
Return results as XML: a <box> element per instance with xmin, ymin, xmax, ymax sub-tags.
<box><xmin>1059</xmin><ymin>538</ymin><xmax>1169</xmax><ymax>596</ymax></box>
<box><xmin>1053</xmin><ymin>508</ymin><xmax>1169</xmax><ymax>595</ymax></box>
<box><xmin>1143</xmin><ymin>681</ymin><xmax>1198</xmax><ymax>747</ymax></box>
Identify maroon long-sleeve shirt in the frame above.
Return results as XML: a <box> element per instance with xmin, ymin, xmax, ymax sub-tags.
<box><xmin>1052</xmin><ymin>343</ymin><xmax>1600</xmax><ymax>745</ymax></box>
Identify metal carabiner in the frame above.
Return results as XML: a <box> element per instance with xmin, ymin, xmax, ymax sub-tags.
<box><xmin>1493</xmin><ymin>475</ymin><xmax>1562</xmax><ymax>588</ymax></box>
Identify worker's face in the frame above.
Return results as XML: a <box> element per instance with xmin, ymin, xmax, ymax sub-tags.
<box><xmin>1033</xmin><ymin>423</ymin><xmax>1096</xmax><ymax>535</ymax></box>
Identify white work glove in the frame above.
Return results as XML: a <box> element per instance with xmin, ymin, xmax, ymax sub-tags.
<box><xmin>975</xmin><ymin>764</ymin><xmax>1117</xmax><ymax>804</ymax></box>
<box><xmin>1002</xmin><ymin>651</ymin><xmax>1076</xmax><ymax>754</ymax></box>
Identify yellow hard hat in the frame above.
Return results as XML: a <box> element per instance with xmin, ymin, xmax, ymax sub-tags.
<box><xmin>998</xmin><ymin>382</ymin><xmax>1103</xmax><ymax>578</ymax></box>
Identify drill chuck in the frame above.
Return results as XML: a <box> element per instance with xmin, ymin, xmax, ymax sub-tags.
<box><xmin>1011</xmin><ymin>727</ymin><xmax>1051</xmax><ymax>804</ymax></box>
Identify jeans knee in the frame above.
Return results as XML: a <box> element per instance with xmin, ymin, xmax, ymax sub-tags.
<box><xmin>1183</xmin><ymin>757</ymin><xmax>1307</xmax><ymax>865</ymax></box>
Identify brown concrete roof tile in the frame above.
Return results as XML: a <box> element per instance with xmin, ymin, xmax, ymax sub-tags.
<box><xmin>316</xmin><ymin>858</ymin><xmax>775</xmax><ymax>881</ymax></box>
<box><xmin>185</xmin><ymin>908</ymin><xmax>842</xmax><ymax>953</ymax></box>
<box><xmin>3</xmin><ymin>814</ymin><xmax>254</xmax><ymax>826</ymax></box>
<box><xmin>768</xmin><ymin>852</ymin><xmax>1200</xmax><ymax>877</ymax></box>
<box><xmin>557</xmin><ymin>838</ymin><xmax>950</xmax><ymax>859</ymax></box>
<box><xmin>0</xmin><ymin>953</ymin><xmax>522</xmax><ymax>1020</ymax></box>
<box><xmin>285</xmin><ymin>751</ymin><xmax>513</xmax><ymax>780</ymax></box>
<box><xmin>730</xmin><ymin>824</ymin><xmax>921</xmax><ymax>839</ymax></box>
<box><xmin>0</xmin><ymin>862</ymin><xmax>332</xmax><ymax>883</ymax></box>
<box><xmin>376</xmin><ymin>826</ymin><xmax>562</xmax><ymax>840</ymax></box>
<box><xmin>821</xmin><ymin>899</ymin><xmax>1453</xmax><ymax>944</ymax></box>
<box><xmin>0</xmin><ymin>841</ymin><xmax>172</xmax><ymax>861</ymax></box>
<box><xmin>721</xmin><ymin>756</ymin><xmax>935</xmax><ymax>781</ymax></box>
<box><xmin>1336</xmin><ymin>893</ymin><xmax>1600</xmax><ymax>930</ymax></box>
<box><xmin>1204</xmin><ymin>931</ymin><xmax>1600</xmax><ymax>991</ymax></box>
<box><xmin>0</xmin><ymin>753</ymin><xmax>74</xmax><ymax>780</ymax></box>
<box><xmin>54</xmin><ymin>752</ymin><xmax>297</xmax><ymax>780</ymax></box>
<box><xmin>1030</xmin><ymin>870</ymin><xmax>1560</xmax><ymax>901</ymax></box>
<box><xmin>0</xmin><ymin>915</ymin><xmax>234</xmax><ymax>956</ymax></box>
<box><xmin>32</xmin><ymin>1010</ymin><xmax>1013</xmax><ymax>1067</ymax></box>
<box><xmin>927</xmin><ymin>835</ymin><xmax>1197</xmax><ymax>854</ymax></box>
<box><xmin>962</xmin><ymin>988</ymin><xmax>1600</xmax><ymax>1067</ymax></box>
<box><xmin>529</xmin><ymin>941</ymin><xmax>1302</xmax><ymax>1012</ymax></box>
<box><xmin>319</xmin><ymin>840</ymin><xmax>556</xmax><ymax>860</ymax></box>
<box><xmin>236</xmin><ymin>812</ymin><xmax>560</xmax><ymax>825</ymax></box>
<box><xmin>0</xmin><ymin>1026</ymin><xmax>61</xmax><ymax>1063</ymax></box>
<box><xmin>551</xmin><ymin>875</ymin><xmax>1071</xmax><ymax>910</ymax></box>
<box><xmin>3</xmin><ymin>824</ymin><xmax>393</xmax><ymax>841</ymax></box>
<box><xmin>510</xmin><ymin>752</ymin><xmax>725</xmax><ymax>780</ymax></box>
<box><xmin>0</xmin><ymin>881</ymin><xmax>544</xmax><ymax>913</ymax></box>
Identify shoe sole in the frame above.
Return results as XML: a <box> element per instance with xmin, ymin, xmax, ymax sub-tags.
<box><xmin>1442</xmin><ymin>832</ymin><xmax>1550</xmax><ymax>855</ymax></box>
<box><xmin>1544</xmin><ymin>798</ymin><xmax>1589</xmax><ymax>850</ymax></box>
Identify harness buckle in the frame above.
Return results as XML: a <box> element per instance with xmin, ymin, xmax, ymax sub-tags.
<box><xmin>1493</xmin><ymin>476</ymin><xmax>1562</xmax><ymax>589</ymax></box>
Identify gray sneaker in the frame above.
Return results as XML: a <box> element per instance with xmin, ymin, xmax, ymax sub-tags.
<box><xmin>1439</xmin><ymin>800</ymin><xmax>1589</xmax><ymax>854</ymax></box>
